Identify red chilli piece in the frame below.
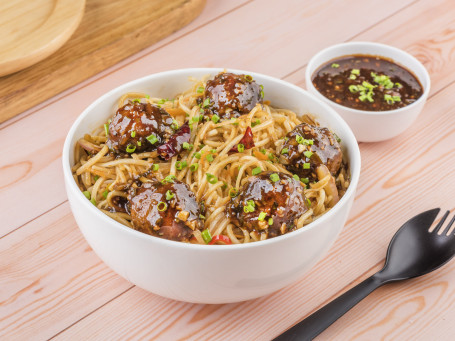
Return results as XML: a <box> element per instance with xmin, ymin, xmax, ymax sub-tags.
<box><xmin>157</xmin><ymin>122</ymin><xmax>191</xmax><ymax>160</ymax></box>
<box><xmin>208</xmin><ymin>235</ymin><xmax>232</xmax><ymax>245</ymax></box>
<box><xmin>229</xmin><ymin>126</ymin><xmax>255</xmax><ymax>153</ymax></box>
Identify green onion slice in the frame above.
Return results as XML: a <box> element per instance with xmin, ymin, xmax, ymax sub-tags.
<box><xmin>157</xmin><ymin>201</ymin><xmax>168</xmax><ymax>211</ymax></box>
<box><xmin>202</xmin><ymin>229</ymin><xmax>212</xmax><ymax>244</ymax></box>
<box><xmin>176</xmin><ymin>161</ymin><xmax>187</xmax><ymax>170</ymax></box>
<box><xmin>166</xmin><ymin>190</ymin><xmax>174</xmax><ymax>200</ymax></box>
<box><xmin>258</xmin><ymin>212</ymin><xmax>267</xmax><ymax>221</ymax></box>
<box><xmin>126</xmin><ymin>144</ymin><xmax>136</xmax><ymax>153</ymax></box>
<box><xmin>237</xmin><ymin>144</ymin><xmax>245</xmax><ymax>152</ymax></box>
<box><xmin>104</xmin><ymin>123</ymin><xmax>109</xmax><ymax>136</ymax></box>
<box><xmin>146</xmin><ymin>134</ymin><xmax>158</xmax><ymax>145</ymax></box>
<box><xmin>83</xmin><ymin>191</ymin><xmax>91</xmax><ymax>199</ymax></box>
<box><xmin>211</xmin><ymin>115</ymin><xmax>220</xmax><ymax>123</ymax></box>
<box><xmin>252</xmin><ymin>167</ymin><xmax>262</xmax><ymax>176</ymax></box>
<box><xmin>270</xmin><ymin>173</ymin><xmax>280</xmax><ymax>182</ymax></box>
<box><xmin>190</xmin><ymin>163</ymin><xmax>199</xmax><ymax>172</ymax></box>
<box><xmin>206</xmin><ymin>173</ymin><xmax>218</xmax><ymax>184</ymax></box>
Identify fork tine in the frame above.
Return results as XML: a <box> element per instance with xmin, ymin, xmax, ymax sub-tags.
<box><xmin>445</xmin><ymin>214</ymin><xmax>455</xmax><ymax>236</ymax></box>
<box><xmin>433</xmin><ymin>210</ymin><xmax>450</xmax><ymax>234</ymax></box>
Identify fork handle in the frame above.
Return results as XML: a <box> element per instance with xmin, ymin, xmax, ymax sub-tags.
<box><xmin>273</xmin><ymin>275</ymin><xmax>384</xmax><ymax>341</ymax></box>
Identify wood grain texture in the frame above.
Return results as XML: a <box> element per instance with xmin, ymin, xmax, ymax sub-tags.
<box><xmin>0</xmin><ymin>0</ymin><xmax>206</xmax><ymax>123</ymax></box>
<box><xmin>0</xmin><ymin>0</ymin><xmax>415</xmax><ymax>236</ymax></box>
<box><xmin>1</xmin><ymin>0</ymin><xmax>455</xmax><ymax>340</ymax></box>
<box><xmin>0</xmin><ymin>0</ymin><xmax>85</xmax><ymax>77</ymax></box>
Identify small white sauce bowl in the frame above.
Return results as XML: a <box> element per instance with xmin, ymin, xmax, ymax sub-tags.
<box><xmin>305</xmin><ymin>42</ymin><xmax>431</xmax><ymax>142</ymax></box>
<box><xmin>62</xmin><ymin>68</ymin><xmax>360</xmax><ymax>304</ymax></box>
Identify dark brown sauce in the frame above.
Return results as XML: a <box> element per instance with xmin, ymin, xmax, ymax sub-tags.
<box><xmin>312</xmin><ymin>55</ymin><xmax>423</xmax><ymax>111</ymax></box>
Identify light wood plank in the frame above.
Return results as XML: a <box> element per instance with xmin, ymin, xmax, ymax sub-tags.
<box><xmin>48</xmin><ymin>77</ymin><xmax>455</xmax><ymax>341</ymax></box>
<box><xmin>0</xmin><ymin>0</ymin><xmax>415</xmax><ymax>235</ymax></box>
<box><xmin>0</xmin><ymin>202</ymin><xmax>132</xmax><ymax>340</ymax></box>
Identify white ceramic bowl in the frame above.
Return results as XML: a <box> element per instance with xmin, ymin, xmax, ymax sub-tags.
<box><xmin>305</xmin><ymin>42</ymin><xmax>431</xmax><ymax>142</ymax></box>
<box><xmin>62</xmin><ymin>68</ymin><xmax>361</xmax><ymax>304</ymax></box>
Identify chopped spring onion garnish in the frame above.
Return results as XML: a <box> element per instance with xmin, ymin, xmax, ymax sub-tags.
<box><xmin>175</xmin><ymin>161</ymin><xmax>187</xmax><ymax>170</ymax></box>
<box><xmin>304</xmin><ymin>151</ymin><xmax>313</xmax><ymax>158</ymax></box>
<box><xmin>331</xmin><ymin>63</ymin><xmax>340</xmax><ymax>68</ymax></box>
<box><xmin>349</xmin><ymin>85</ymin><xmax>359</xmax><ymax>93</ymax></box>
<box><xmin>371</xmin><ymin>72</ymin><xmax>394</xmax><ymax>89</ymax></box>
<box><xmin>162</xmin><ymin>175</ymin><xmax>176</xmax><ymax>184</ymax></box>
<box><xmin>202</xmin><ymin>229</ymin><xmax>212</xmax><ymax>244</ymax></box>
<box><xmin>197</xmin><ymin>86</ymin><xmax>205</xmax><ymax>94</ymax></box>
<box><xmin>199</xmin><ymin>214</ymin><xmax>206</xmax><ymax>219</ymax></box>
<box><xmin>221</xmin><ymin>181</ymin><xmax>228</xmax><ymax>190</ymax></box>
<box><xmin>137</xmin><ymin>141</ymin><xmax>141</xmax><ymax>147</ymax></box>
<box><xmin>104</xmin><ymin>123</ymin><xmax>109</xmax><ymax>136</ymax></box>
<box><xmin>268</xmin><ymin>217</ymin><xmax>274</xmax><ymax>225</ymax></box>
<box><xmin>206</xmin><ymin>154</ymin><xmax>214</xmax><ymax>163</ymax></box>
<box><xmin>258</xmin><ymin>212</ymin><xmax>267</xmax><ymax>221</ymax></box>
<box><xmin>293</xmin><ymin>174</ymin><xmax>300</xmax><ymax>181</ymax></box>
<box><xmin>211</xmin><ymin>115</ymin><xmax>220</xmax><ymax>123</ymax></box>
<box><xmin>191</xmin><ymin>116</ymin><xmax>200</xmax><ymax>123</ymax></box>
<box><xmin>190</xmin><ymin>163</ymin><xmax>198</xmax><ymax>172</ymax></box>
<box><xmin>152</xmin><ymin>164</ymin><xmax>159</xmax><ymax>171</ymax></box>
<box><xmin>243</xmin><ymin>200</ymin><xmax>255</xmax><ymax>213</ymax></box>
<box><xmin>211</xmin><ymin>149</ymin><xmax>217</xmax><ymax>154</ymax></box>
<box><xmin>202</xmin><ymin>98</ymin><xmax>211</xmax><ymax>108</ymax></box>
<box><xmin>194</xmin><ymin>152</ymin><xmax>201</xmax><ymax>159</ymax></box>
<box><xmin>166</xmin><ymin>190</ymin><xmax>174</xmax><ymax>200</ymax></box>
<box><xmin>206</xmin><ymin>173</ymin><xmax>218</xmax><ymax>184</ymax></box>
<box><xmin>333</xmin><ymin>133</ymin><xmax>341</xmax><ymax>143</ymax></box>
<box><xmin>229</xmin><ymin>188</ymin><xmax>238</xmax><ymax>197</ymax></box>
<box><xmin>171</xmin><ymin>120</ymin><xmax>179</xmax><ymax>130</ymax></box>
<box><xmin>303</xmin><ymin>139</ymin><xmax>314</xmax><ymax>145</ymax></box>
<box><xmin>270</xmin><ymin>173</ymin><xmax>280</xmax><ymax>182</ymax></box>
<box><xmin>301</xmin><ymin>177</ymin><xmax>309</xmax><ymax>184</ymax></box>
<box><xmin>83</xmin><ymin>191</ymin><xmax>90</xmax><ymax>199</ymax></box>
<box><xmin>281</xmin><ymin>148</ymin><xmax>289</xmax><ymax>155</ymax></box>
<box><xmin>395</xmin><ymin>82</ymin><xmax>403</xmax><ymax>88</ymax></box>
<box><xmin>252</xmin><ymin>167</ymin><xmax>262</xmax><ymax>176</ymax></box>
<box><xmin>132</xmin><ymin>98</ymin><xmax>141</xmax><ymax>103</ymax></box>
<box><xmin>351</xmin><ymin>69</ymin><xmax>360</xmax><ymax>76</ymax></box>
<box><xmin>145</xmin><ymin>95</ymin><xmax>150</xmax><ymax>99</ymax></box>
<box><xmin>237</xmin><ymin>144</ymin><xmax>245</xmax><ymax>152</ymax></box>
<box><xmin>157</xmin><ymin>98</ymin><xmax>166</xmax><ymax>104</ymax></box>
<box><xmin>157</xmin><ymin>201</ymin><xmax>167</xmax><ymax>211</ymax></box>
<box><xmin>182</xmin><ymin>142</ymin><xmax>193</xmax><ymax>150</ymax></box>
<box><xmin>260</xmin><ymin>89</ymin><xmax>264</xmax><ymax>98</ymax></box>
<box><xmin>94</xmin><ymin>175</ymin><xmax>99</xmax><ymax>181</ymax></box>
<box><xmin>384</xmin><ymin>94</ymin><xmax>401</xmax><ymax>104</ymax></box>
<box><xmin>307</xmin><ymin>198</ymin><xmax>312</xmax><ymax>207</ymax></box>
<box><xmin>244</xmin><ymin>75</ymin><xmax>253</xmax><ymax>82</ymax></box>
<box><xmin>90</xmin><ymin>198</ymin><xmax>96</xmax><ymax>206</ymax></box>
<box><xmin>126</xmin><ymin>144</ymin><xmax>136</xmax><ymax>153</ymax></box>
<box><xmin>296</xmin><ymin>135</ymin><xmax>304</xmax><ymax>144</ymax></box>
<box><xmin>146</xmin><ymin>134</ymin><xmax>158</xmax><ymax>144</ymax></box>
<box><xmin>103</xmin><ymin>189</ymin><xmax>109</xmax><ymax>199</ymax></box>
<box><xmin>260</xmin><ymin>148</ymin><xmax>267</xmax><ymax>154</ymax></box>
<box><xmin>349</xmin><ymin>74</ymin><xmax>356</xmax><ymax>80</ymax></box>
<box><xmin>303</xmin><ymin>162</ymin><xmax>311</xmax><ymax>169</ymax></box>
<box><xmin>131</xmin><ymin>130</ymin><xmax>136</xmax><ymax>138</ymax></box>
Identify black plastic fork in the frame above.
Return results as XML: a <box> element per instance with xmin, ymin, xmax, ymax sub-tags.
<box><xmin>274</xmin><ymin>208</ymin><xmax>455</xmax><ymax>341</ymax></box>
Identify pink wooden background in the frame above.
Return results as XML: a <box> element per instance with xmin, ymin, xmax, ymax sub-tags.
<box><xmin>1</xmin><ymin>0</ymin><xmax>455</xmax><ymax>339</ymax></box>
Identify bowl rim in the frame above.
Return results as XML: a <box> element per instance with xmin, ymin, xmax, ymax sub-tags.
<box><xmin>305</xmin><ymin>41</ymin><xmax>431</xmax><ymax>116</ymax></box>
<box><xmin>62</xmin><ymin>67</ymin><xmax>361</xmax><ymax>251</ymax></box>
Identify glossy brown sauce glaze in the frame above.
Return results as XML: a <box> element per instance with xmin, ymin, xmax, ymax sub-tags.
<box><xmin>200</xmin><ymin>72</ymin><xmax>263</xmax><ymax>119</ymax></box>
<box><xmin>226</xmin><ymin>172</ymin><xmax>309</xmax><ymax>238</ymax></box>
<box><xmin>107</xmin><ymin>102</ymin><xmax>174</xmax><ymax>153</ymax></box>
<box><xmin>279</xmin><ymin>123</ymin><xmax>342</xmax><ymax>181</ymax></box>
<box><xmin>128</xmin><ymin>179</ymin><xmax>203</xmax><ymax>241</ymax></box>
<box><xmin>312</xmin><ymin>55</ymin><xmax>423</xmax><ymax>111</ymax></box>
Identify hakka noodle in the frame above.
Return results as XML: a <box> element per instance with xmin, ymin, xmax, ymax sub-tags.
<box><xmin>72</xmin><ymin>72</ymin><xmax>350</xmax><ymax>245</ymax></box>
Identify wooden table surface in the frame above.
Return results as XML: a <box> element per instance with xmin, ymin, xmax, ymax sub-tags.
<box><xmin>1</xmin><ymin>0</ymin><xmax>455</xmax><ymax>340</ymax></box>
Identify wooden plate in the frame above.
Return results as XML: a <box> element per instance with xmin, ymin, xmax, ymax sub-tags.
<box><xmin>0</xmin><ymin>0</ymin><xmax>85</xmax><ymax>77</ymax></box>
